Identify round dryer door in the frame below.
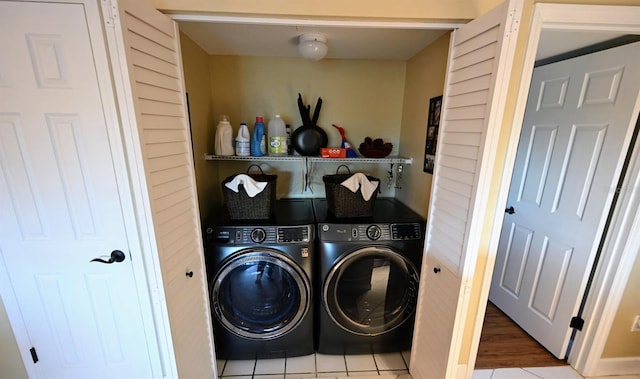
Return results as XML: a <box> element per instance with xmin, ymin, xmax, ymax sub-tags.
<box><xmin>324</xmin><ymin>246</ymin><xmax>419</xmax><ymax>336</ymax></box>
<box><xmin>211</xmin><ymin>249</ymin><xmax>311</xmax><ymax>340</ymax></box>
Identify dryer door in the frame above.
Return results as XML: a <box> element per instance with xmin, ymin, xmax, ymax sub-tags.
<box><xmin>324</xmin><ymin>246</ymin><xmax>419</xmax><ymax>336</ymax></box>
<box><xmin>211</xmin><ymin>248</ymin><xmax>311</xmax><ymax>340</ymax></box>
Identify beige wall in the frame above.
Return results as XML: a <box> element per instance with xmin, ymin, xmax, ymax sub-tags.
<box><xmin>180</xmin><ymin>32</ymin><xmax>218</xmax><ymax>219</ymax></box>
<box><xmin>205</xmin><ymin>55</ymin><xmax>406</xmax><ymax>205</ymax></box>
<box><xmin>152</xmin><ymin>0</ymin><xmax>476</xmax><ymax>21</ymax></box>
<box><xmin>0</xmin><ymin>297</ymin><xmax>27</xmax><ymax>379</ymax></box>
<box><xmin>603</xmin><ymin>250</ymin><xmax>640</xmax><ymax>357</ymax></box>
<box><xmin>396</xmin><ymin>33</ymin><xmax>451</xmax><ymax>218</ymax></box>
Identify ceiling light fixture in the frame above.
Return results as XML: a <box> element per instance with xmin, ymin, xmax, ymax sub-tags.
<box><xmin>298</xmin><ymin>33</ymin><xmax>328</xmax><ymax>61</ymax></box>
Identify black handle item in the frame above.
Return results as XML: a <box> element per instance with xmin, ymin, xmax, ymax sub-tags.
<box><xmin>90</xmin><ymin>250</ymin><xmax>126</xmax><ymax>264</ymax></box>
<box><xmin>505</xmin><ymin>206</ymin><xmax>515</xmax><ymax>214</ymax></box>
<box><xmin>311</xmin><ymin>97</ymin><xmax>322</xmax><ymax>126</ymax></box>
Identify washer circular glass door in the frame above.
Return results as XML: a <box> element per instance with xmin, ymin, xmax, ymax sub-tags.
<box><xmin>212</xmin><ymin>248</ymin><xmax>311</xmax><ymax>340</ymax></box>
<box><xmin>324</xmin><ymin>246</ymin><xmax>419</xmax><ymax>336</ymax></box>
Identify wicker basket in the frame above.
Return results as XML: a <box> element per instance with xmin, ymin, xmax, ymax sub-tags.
<box><xmin>222</xmin><ymin>165</ymin><xmax>276</xmax><ymax>220</ymax></box>
<box><xmin>323</xmin><ymin>165</ymin><xmax>379</xmax><ymax>218</ymax></box>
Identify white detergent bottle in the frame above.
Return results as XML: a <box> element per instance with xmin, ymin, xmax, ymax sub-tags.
<box><xmin>268</xmin><ymin>114</ymin><xmax>287</xmax><ymax>156</ymax></box>
<box><xmin>214</xmin><ymin>115</ymin><xmax>234</xmax><ymax>156</ymax></box>
<box><xmin>235</xmin><ymin>123</ymin><xmax>250</xmax><ymax>156</ymax></box>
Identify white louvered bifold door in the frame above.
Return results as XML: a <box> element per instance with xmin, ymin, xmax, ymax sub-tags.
<box><xmin>108</xmin><ymin>0</ymin><xmax>215</xmax><ymax>377</ymax></box>
<box><xmin>410</xmin><ymin>1</ymin><xmax>521</xmax><ymax>378</ymax></box>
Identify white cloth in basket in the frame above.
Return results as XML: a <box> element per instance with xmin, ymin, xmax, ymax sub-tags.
<box><xmin>224</xmin><ymin>174</ymin><xmax>268</xmax><ymax>198</ymax></box>
<box><xmin>340</xmin><ymin>173</ymin><xmax>379</xmax><ymax>201</ymax></box>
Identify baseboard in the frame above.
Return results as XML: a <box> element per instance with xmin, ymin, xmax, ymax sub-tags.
<box><xmin>589</xmin><ymin>357</ymin><xmax>640</xmax><ymax>377</ymax></box>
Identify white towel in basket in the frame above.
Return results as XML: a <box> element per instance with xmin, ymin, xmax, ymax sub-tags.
<box><xmin>224</xmin><ymin>174</ymin><xmax>267</xmax><ymax>198</ymax></box>
<box><xmin>340</xmin><ymin>173</ymin><xmax>379</xmax><ymax>201</ymax></box>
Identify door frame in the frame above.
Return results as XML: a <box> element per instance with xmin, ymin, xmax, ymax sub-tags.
<box><xmin>467</xmin><ymin>4</ymin><xmax>640</xmax><ymax>377</ymax></box>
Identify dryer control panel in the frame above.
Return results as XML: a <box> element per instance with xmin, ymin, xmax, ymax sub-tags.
<box><xmin>207</xmin><ymin>225</ymin><xmax>312</xmax><ymax>244</ymax></box>
<box><xmin>318</xmin><ymin>223</ymin><xmax>422</xmax><ymax>242</ymax></box>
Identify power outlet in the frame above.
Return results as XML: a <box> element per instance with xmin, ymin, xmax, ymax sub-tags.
<box><xmin>632</xmin><ymin>315</ymin><xmax>640</xmax><ymax>332</ymax></box>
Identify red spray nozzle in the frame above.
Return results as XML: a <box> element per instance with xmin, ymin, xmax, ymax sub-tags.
<box><xmin>331</xmin><ymin>124</ymin><xmax>346</xmax><ymax>141</ymax></box>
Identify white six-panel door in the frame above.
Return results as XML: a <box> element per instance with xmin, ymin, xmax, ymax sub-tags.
<box><xmin>490</xmin><ymin>42</ymin><xmax>640</xmax><ymax>358</ymax></box>
<box><xmin>0</xmin><ymin>1</ymin><xmax>157</xmax><ymax>377</ymax></box>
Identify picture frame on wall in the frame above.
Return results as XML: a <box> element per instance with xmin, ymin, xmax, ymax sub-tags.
<box><xmin>423</xmin><ymin>95</ymin><xmax>442</xmax><ymax>173</ymax></box>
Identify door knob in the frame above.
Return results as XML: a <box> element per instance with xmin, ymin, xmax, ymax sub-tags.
<box><xmin>505</xmin><ymin>206</ymin><xmax>515</xmax><ymax>214</ymax></box>
<box><xmin>90</xmin><ymin>250</ymin><xmax>126</xmax><ymax>264</ymax></box>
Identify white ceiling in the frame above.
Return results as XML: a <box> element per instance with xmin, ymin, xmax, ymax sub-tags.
<box><xmin>177</xmin><ymin>21</ymin><xmax>450</xmax><ymax>61</ymax></box>
<box><xmin>176</xmin><ymin>20</ymin><xmax>627</xmax><ymax>62</ymax></box>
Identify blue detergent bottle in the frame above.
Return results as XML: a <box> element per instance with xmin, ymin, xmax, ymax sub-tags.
<box><xmin>251</xmin><ymin>116</ymin><xmax>266</xmax><ymax>156</ymax></box>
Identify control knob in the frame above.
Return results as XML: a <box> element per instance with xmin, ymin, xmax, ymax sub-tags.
<box><xmin>366</xmin><ymin>225</ymin><xmax>381</xmax><ymax>241</ymax></box>
<box><xmin>250</xmin><ymin>228</ymin><xmax>267</xmax><ymax>243</ymax></box>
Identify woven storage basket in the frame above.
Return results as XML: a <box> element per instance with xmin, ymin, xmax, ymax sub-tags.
<box><xmin>222</xmin><ymin>165</ymin><xmax>276</xmax><ymax>220</ymax></box>
<box><xmin>323</xmin><ymin>165</ymin><xmax>380</xmax><ymax>218</ymax></box>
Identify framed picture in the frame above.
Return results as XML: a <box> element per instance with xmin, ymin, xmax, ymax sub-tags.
<box><xmin>423</xmin><ymin>95</ymin><xmax>442</xmax><ymax>173</ymax></box>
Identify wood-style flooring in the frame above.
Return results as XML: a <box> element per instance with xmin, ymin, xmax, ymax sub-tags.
<box><xmin>475</xmin><ymin>302</ymin><xmax>569</xmax><ymax>369</ymax></box>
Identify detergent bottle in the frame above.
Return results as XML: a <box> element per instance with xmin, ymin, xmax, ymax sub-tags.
<box><xmin>214</xmin><ymin>115</ymin><xmax>234</xmax><ymax>156</ymax></box>
<box><xmin>235</xmin><ymin>123</ymin><xmax>250</xmax><ymax>156</ymax></box>
<box><xmin>251</xmin><ymin>117</ymin><xmax>266</xmax><ymax>156</ymax></box>
<box><xmin>268</xmin><ymin>115</ymin><xmax>287</xmax><ymax>156</ymax></box>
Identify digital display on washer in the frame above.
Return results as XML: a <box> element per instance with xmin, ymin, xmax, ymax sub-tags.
<box><xmin>278</xmin><ymin>226</ymin><xmax>309</xmax><ymax>243</ymax></box>
<box><xmin>392</xmin><ymin>223</ymin><xmax>421</xmax><ymax>240</ymax></box>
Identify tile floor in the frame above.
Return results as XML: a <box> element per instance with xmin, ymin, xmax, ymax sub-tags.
<box><xmin>216</xmin><ymin>351</ymin><xmax>588</xmax><ymax>379</ymax></box>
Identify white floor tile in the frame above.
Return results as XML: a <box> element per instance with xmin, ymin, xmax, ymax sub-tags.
<box><xmin>316</xmin><ymin>354</ymin><xmax>347</xmax><ymax>373</ymax></box>
<box><xmin>379</xmin><ymin>369</ymin><xmax>409</xmax><ymax>375</ymax></box>
<box><xmin>221</xmin><ymin>376</ymin><xmax>252</xmax><ymax>379</ymax></box>
<box><xmin>524</xmin><ymin>366</ymin><xmax>582</xmax><ymax>379</ymax></box>
<box><xmin>340</xmin><ymin>372</ymin><xmax>378</xmax><ymax>379</ymax></box>
<box><xmin>255</xmin><ymin>358</ymin><xmax>287</xmax><ymax>375</ymax></box>
<box><xmin>374</xmin><ymin>352</ymin><xmax>407</xmax><ymax>371</ymax></box>
<box><xmin>254</xmin><ymin>375</ymin><xmax>285</xmax><ymax>379</ymax></box>
<box><xmin>401</xmin><ymin>350</ymin><xmax>411</xmax><ymax>367</ymax></box>
<box><xmin>223</xmin><ymin>359</ymin><xmax>256</xmax><ymax>376</ymax></box>
<box><xmin>316</xmin><ymin>372</ymin><xmax>346</xmax><ymax>378</ymax></box>
<box><xmin>217</xmin><ymin>360</ymin><xmax>226</xmax><ymax>376</ymax></box>
<box><xmin>491</xmin><ymin>368</ymin><xmax>541</xmax><ymax>379</ymax></box>
<box><xmin>472</xmin><ymin>369</ymin><xmax>494</xmax><ymax>379</ymax></box>
<box><xmin>285</xmin><ymin>373</ymin><xmax>317</xmax><ymax>379</ymax></box>
<box><xmin>286</xmin><ymin>354</ymin><xmax>317</xmax><ymax>374</ymax></box>
<box><xmin>345</xmin><ymin>354</ymin><xmax>377</xmax><ymax>372</ymax></box>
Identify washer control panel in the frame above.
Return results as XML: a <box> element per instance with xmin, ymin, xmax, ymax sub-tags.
<box><xmin>207</xmin><ymin>225</ymin><xmax>312</xmax><ymax>244</ymax></box>
<box><xmin>318</xmin><ymin>223</ymin><xmax>422</xmax><ymax>242</ymax></box>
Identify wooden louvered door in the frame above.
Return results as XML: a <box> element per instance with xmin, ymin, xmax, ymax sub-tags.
<box><xmin>0</xmin><ymin>1</ymin><xmax>159</xmax><ymax>377</ymax></box>
<box><xmin>409</xmin><ymin>1</ymin><xmax>521</xmax><ymax>378</ymax></box>
<box><xmin>108</xmin><ymin>0</ymin><xmax>215</xmax><ymax>377</ymax></box>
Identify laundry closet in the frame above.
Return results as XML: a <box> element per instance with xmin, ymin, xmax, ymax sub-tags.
<box><xmin>177</xmin><ymin>14</ymin><xmax>455</xmax><ymax>365</ymax></box>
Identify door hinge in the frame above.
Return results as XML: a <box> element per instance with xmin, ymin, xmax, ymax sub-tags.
<box><xmin>101</xmin><ymin>0</ymin><xmax>119</xmax><ymax>27</ymax></box>
<box><xmin>570</xmin><ymin>316</ymin><xmax>584</xmax><ymax>331</ymax></box>
<box><xmin>29</xmin><ymin>347</ymin><xmax>38</xmax><ymax>364</ymax></box>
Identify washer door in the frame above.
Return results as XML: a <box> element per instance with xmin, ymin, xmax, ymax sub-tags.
<box><xmin>324</xmin><ymin>246</ymin><xmax>419</xmax><ymax>336</ymax></box>
<box><xmin>212</xmin><ymin>248</ymin><xmax>310</xmax><ymax>340</ymax></box>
